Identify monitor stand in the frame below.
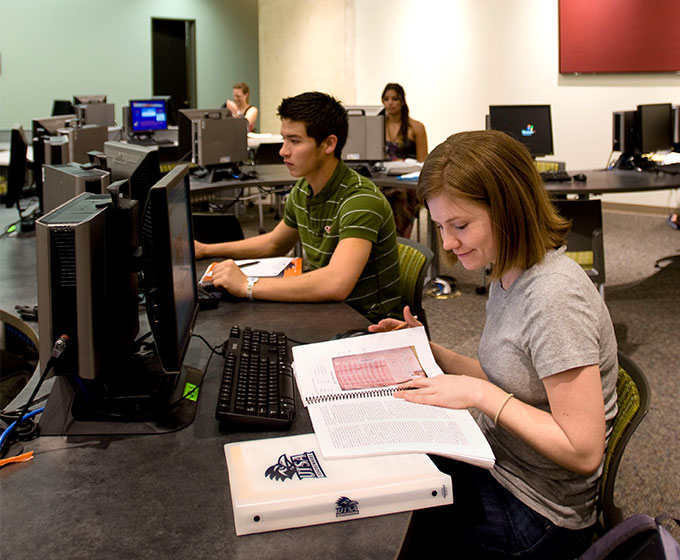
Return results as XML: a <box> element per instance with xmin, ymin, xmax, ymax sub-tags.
<box><xmin>207</xmin><ymin>163</ymin><xmax>241</xmax><ymax>183</ymax></box>
<box><xmin>39</xmin><ymin>355</ymin><xmax>204</xmax><ymax>436</ymax></box>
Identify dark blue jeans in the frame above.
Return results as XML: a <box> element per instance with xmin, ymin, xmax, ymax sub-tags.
<box><xmin>401</xmin><ymin>458</ymin><xmax>595</xmax><ymax>559</ymax></box>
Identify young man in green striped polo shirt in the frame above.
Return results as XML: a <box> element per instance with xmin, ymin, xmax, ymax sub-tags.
<box><xmin>194</xmin><ymin>91</ymin><xmax>401</xmax><ymax>322</ymax></box>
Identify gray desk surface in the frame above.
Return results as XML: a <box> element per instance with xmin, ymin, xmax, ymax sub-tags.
<box><xmin>0</xmin><ymin>228</ymin><xmax>408</xmax><ymax>560</ymax></box>
<box><xmin>189</xmin><ymin>164</ymin><xmax>680</xmax><ymax>197</ymax></box>
<box><xmin>544</xmin><ymin>168</ymin><xmax>680</xmax><ymax>195</ymax></box>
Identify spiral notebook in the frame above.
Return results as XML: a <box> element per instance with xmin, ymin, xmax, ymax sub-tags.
<box><xmin>292</xmin><ymin>327</ymin><xmax>495</xmax><ymax>469</ymax></box>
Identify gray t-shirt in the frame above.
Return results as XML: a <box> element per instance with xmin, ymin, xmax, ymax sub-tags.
<box><xmin>477</xmin><ymin>247</ymin><xmax>618</xmax><ymax>529</ymax></box>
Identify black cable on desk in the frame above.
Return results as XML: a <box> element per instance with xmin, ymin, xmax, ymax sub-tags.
<box><xmin>0</xmin><ymin>335</ymin><xmax>68</xmax><ymax>459</ymax></box>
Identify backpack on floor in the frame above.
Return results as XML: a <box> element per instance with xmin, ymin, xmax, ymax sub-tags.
<box><xmin>580</xmin><ymin>514</ymin><xmax>680</xmax><ymax>560</ymax></box>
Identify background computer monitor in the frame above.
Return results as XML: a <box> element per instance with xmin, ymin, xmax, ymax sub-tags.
<box><xmin>52</xmin><ymin>100</ymin><xmax>75</xmax><ymax>116</ymax></box>
<box><xmin>130</xmin><ymin>99</ymin><xmax>168</xmax><ymax>134</ymax></box>
<box><xmin>73</xmin><ymin>94</ymin><xmax>107</xmax><ymax>104</ymax></box>
<box><xmin>635</xmin><ymin>103</ymin><xmax>673</xmax><ymax>154</ymax></box>
<box><xmin>177</xmin><ymin>108</ymin><xmax>231</xmax><ymax>161</ymax></box>
<box><xmin>140</xmin><ymin>164</ymin><xmax>198</xmax><ymax>374</ymax></box>
<box><xmin>6</xmin><ymin>126</ymin><xmax>28</xmax><ymax>210</ymax></box>
<box><xmin>104</xmin><ymin>141</ymin><xmax>161</xmax><ymax>214</ymax></box>
<box><xmin>32</xmin><ymin>114</ymin><xmax>76</xmax><ymax>138</ymax></box>
<box><xmin>488</xmin><ymin>105</ymin><xmax>554</xmax><ymax>158</ymax></box>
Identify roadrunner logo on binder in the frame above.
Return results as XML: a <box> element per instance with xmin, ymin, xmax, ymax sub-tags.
<box><xmin>264</xmin><ymin>451</ymin><xmax>326</xmax><ymax>481</ymax></box>
<box><xmin>335</xmin><ymin>496</ymin><xmax>360</xmax><ymax>517</ymax></box>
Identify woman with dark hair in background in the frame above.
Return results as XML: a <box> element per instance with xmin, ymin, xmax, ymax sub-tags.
<box><xmin>380</xmin><ymin>83</ymin><xmax>428</xmax><ymax>237</ymax></box>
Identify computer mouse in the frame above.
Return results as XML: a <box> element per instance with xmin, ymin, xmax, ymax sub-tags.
<box><xmin>573</xmin><ymin>173</ymin><xmax>587</xmax><ymax>182</ymax></box>
<box><xmin>330</xmin><ymin>328</ymin><xmax>371</xmax><ymax>340</ymax></box>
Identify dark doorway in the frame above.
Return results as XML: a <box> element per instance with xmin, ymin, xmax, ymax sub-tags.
<box><xmin>151</xmin><ymin>18</ymin><xmax>197</xmax><ymax>125</ymax></box>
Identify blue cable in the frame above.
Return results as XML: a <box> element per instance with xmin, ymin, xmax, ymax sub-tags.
<box><xmin>0</xmin><ymin>407</ymin><xmax>45</xmax><ymax>449</ymax></box>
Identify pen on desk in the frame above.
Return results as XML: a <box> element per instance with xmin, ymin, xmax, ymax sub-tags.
<box><xmin>238</xmin><ymin>261</ymin><xmax>260</xmax><ymax>269</ymax></box>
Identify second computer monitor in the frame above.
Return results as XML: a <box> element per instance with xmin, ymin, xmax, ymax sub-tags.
<box><xmin>488</xmin><ymin>105</ymin><xmax>554</xmax><ymax>158</ymax></box>
<box><xmin>130</xmin><ymin>99</ymin><xmax>168</xmax><ymax>134</ymax></box>
<box><xmin>104</xmin><ymin>141</ymin><xmax>161</xmax><ymax>212</ymax></box>
<box><xmin>635</xmin><ymin>103</ymin><xmax>673</xmax><ymax>154</ymax></box>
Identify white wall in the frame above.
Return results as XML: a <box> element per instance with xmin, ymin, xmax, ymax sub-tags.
<box><xmin>258</xmin><ymin>0</ymin><xmax>354</xmax><ymax>133</ymax></box>
<box><xmin>258</xmin><ymin>0</ymin><xmax>680</xmax><ymax>209</ymax></box>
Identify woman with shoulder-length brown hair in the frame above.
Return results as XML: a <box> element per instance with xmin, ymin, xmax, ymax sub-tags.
<box><xmin>371</xmin><ymin>130</ymin><xmax>619</xmax><ymax>559</ymax></box>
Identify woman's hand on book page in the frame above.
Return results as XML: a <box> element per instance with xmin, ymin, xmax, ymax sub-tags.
<box><xmin>394</xmin><ymin>374</ymin><xmax>485</xmax><ymax>411</ymax></box>
<box><xmin>367</xmin><ymin>306</ymin><xmax>422</xmax><ymax>333</ymax></box>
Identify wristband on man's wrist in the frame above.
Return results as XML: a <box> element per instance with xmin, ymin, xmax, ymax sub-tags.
<box><xmin>246</xmin><ymin>277</ymin><xmax>259</xmax><ymax>301</ymax></box>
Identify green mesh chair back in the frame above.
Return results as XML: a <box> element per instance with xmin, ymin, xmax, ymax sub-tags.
<box><xmin>599</xmin><ymin>351</ymin><xmax>651</xmax><ymax>530</ymax></box>
<box><xmin>397</xmin><ymin>237</ymin><xmax>433</xmax><ymax>337</ymax></box>
<box><xmin>552</xmin><ymin>198</ymin><xmax>606</xmax><ymax>298</ymax></box>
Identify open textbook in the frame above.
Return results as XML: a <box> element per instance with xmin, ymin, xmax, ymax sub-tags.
<box><xmin>292</xmin><ymin>327</ymin><xmax>495</xmax><ymax>469</ymax></box>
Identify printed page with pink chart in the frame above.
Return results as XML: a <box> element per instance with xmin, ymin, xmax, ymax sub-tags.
<box><xmin>292</xmin><ymin>327</ymin><xmax>495</xmax><ymax>469</ymax></box>
<box><xmin>292</xmin><ymin>327</ymin><xmax>442</xmax><ymax>403</ymax></box>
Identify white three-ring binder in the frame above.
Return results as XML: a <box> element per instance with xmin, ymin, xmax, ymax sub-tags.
<box><xmin>224</xmin><ymin>433</ymin><xmax>453</xmax><ymax>535</ymax></box>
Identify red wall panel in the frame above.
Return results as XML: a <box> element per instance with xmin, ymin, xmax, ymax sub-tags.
<box><xmin>559</xmin><ymin>0</ymin><xmax>680</xmax><ymax>73</ymax></box>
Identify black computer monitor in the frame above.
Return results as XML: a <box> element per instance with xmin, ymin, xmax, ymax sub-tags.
<box><xmin>104</xmin><ymin>141</ymin><xmax>161</xmax><ymax>215</ymax></box>
<box><xmin>32</xmin><ymin>114</ymin><xmax>77</xmax><ymax>139</ymax></box>
<box><xmin>36</xmin><ymin>165</ymin><xmax>200</xmax><ymax>434</ymax></box>
<box><xmin>140</xmin><ymin>164</ymin><xmax>199</xmax><ymax>374</ymax></box>
<box><xmin>489</xmin><ymin>105</ymin><xmax>554</xmax><ymax>158</ymax></box>
<box><xmin>73</xmin><ymin>94</ymin><xmax>107</xmax><ymax>104</ymax></box>
<box><xmin>130</xmin><ymin>99</ymin><xmax>168</xmax><ymax>134</ymax></box>
<box><xmin>52</xmin><ymin>100</ymin><xmax>75</xmax><ymax>116</ymax></box>
<box><xmin>635</xmin><ymin>103</ymin><xmax>673</xmax><ymax>154</ymax></box>
<box><xmin>6</xmin><ymin>126</ymin><xmax>28</xmax><ymax>211</ymax></box>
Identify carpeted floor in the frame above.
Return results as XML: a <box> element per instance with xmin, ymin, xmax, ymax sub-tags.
<box><xmin>423</xmin><ymin>209</ymin><xmax>680</xmax><ymax>537</ymax></box>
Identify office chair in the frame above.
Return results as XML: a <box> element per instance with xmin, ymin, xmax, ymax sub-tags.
<box><xmin>397</xmin><ymin>237</ymin><xmax>434</xmax><ymax>337</ymax></box>
<box><xmin>598</xmin><ymin>351</ymin><xmax>651</xmax><ymax>532</ymax></box>
<box><xmin>552</xmin><ymin>198</ymin><xmax>606</xmax><ymax>298</ymax></box>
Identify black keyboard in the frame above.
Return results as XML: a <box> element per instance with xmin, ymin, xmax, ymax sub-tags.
<box><xmin>540</xmin><ymin>170</ymin><xmax>572</xmax><ymax>182</ymax></box>
<box><xmin>215</xmin><ymin>325</ymin><xmax>295</xmax><ymax>429</ymax></box>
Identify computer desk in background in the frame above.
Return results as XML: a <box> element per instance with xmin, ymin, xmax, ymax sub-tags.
<box><xmin>188</xmin><ymin>164</ymin><xmax>680</xmax><ymax>281</ymax></box>
<box><xmin>0</xmin><ymin>230</ymin><xmax>409</xmax><ymax>559</ymax></box>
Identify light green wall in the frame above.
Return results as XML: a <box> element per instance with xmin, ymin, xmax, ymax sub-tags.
<box><xmin>0</xmin><ymin>0</ymin><xmax>259</xmax><ymax>129</ymax></box>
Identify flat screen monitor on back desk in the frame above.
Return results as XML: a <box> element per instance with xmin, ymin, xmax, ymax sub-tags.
<box><xmin>488</xmin><ymin>104</ymin><xmax>554</xmax><ymax>158</ymax></box>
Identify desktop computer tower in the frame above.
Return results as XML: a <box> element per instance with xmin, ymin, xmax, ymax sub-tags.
<box><xmin>122</xmin><ymin>105</ymin><xmax>132</xmax><ymax>137</ymax></box>
<box><xmin>43</xmin><ymin>135</ymin><xmax>70</xmax><ymax>165</ymax></box>
<box><xmin>673</xmin><ymin>105</ymin><xmax>680</xmax><ymax>150</ymax></box>
<box><xmin>342</xmin><ymin>115</ymin><xmax>385</xmax><ymax>161</ymax></box>
<box><xmin>63</xmin><ymin>125</ymin><xmax>108</xmax><ymax>163</ymax></box>
<box><xmin>42</xmin><ymin>163</ymin><xmax>111</xmax><ymax>213</ymax></box>
<box><xmin>75</xmin><ymin>103</ymin><xmax>115</xmax><ymax>127</ymax></box>
<box><xmin>191</xmin><ymin>117</ymin><xmax>248</xmax><ymax>167</ymax></box>
<box><xmin>612</xmin><ymin>110</ymin><xmax>635</xmax><ymax>153</ymax></box>
<box><xmin>36</xmin><ymin>192</ymin><xmax>139</xmax><ymax>381</ymax></box>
